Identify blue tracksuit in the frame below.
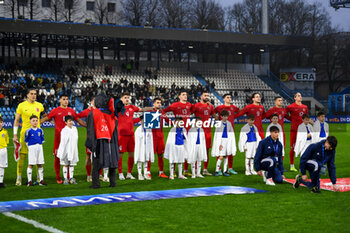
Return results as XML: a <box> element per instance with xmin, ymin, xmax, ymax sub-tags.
<box><xmin>254</xmin><ymin>136</ymin><xmax>284</xmax><ymax>183</ymax></box>
<box><xmin>299</xmin><ymin>140</ymin><xmax>336</xmax><ymax>189</ymax></box>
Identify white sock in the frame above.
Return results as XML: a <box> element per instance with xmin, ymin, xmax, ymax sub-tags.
<box><xmin>290</xmin><ymin>164</ymin><xmax>295</xmax><ymax>168</ymax></box>
<box><xmin>69</xmin><ymin>166</ymin><xmax>74</xmax><ymax>179</ymax></box>
<box><xmin>178</xmin><ymin>163</ymin><xmax>183</xmax><ymax>177</ymax></box>
<box><xmin>215</xmin><ymin>159</ymin><xmax>222</xmax><ymax>172</ymax></box>
<box><xmin>170</xmin><ymin>163</ymin><xmax>174</xmax><ymax>177</ymax></box>
<box><xmin>38</xmin><ymin>167</ymin><xmax>44</xmax><ymax>181</ymax></box>
<box><xmin>143</xmin><ymin>162</ymin><xmax>148</xmax><ymax>176</ymax></box>
<box><xmin>27</xmin><ymin>167</ymin><xmax>32</xmax><ymax>182</ymax></box>
<box><xmin>250</xmin><ymin>159</ymin><xmax>255</xmax><ymax>172</ymax></box>
<box><xmin>245</xmin><ymin>158</ymin><xmax>250</xmax><ymax>172</ymax></box>
<box><xmin>197</xmin><ymin>162</ymin><xmax>202</xmax><ymax>176</ymax></box>
<box><xmin>191</xmin><ymin>163</ymin><xmax>196</xmax><ymax>176</ymax></box>
<box><xmin>223</xmin><ymin>157</ymin><xmax>228</xmax><ymax>173</ymax></box>
<box><xmin>63</xmin><ymin>166</ymin><xmax>68</xmax><ymax>180</ymax></box>
<box><xmin>0</xmin><ymin>167</ymin><xmax>4</xmax><ymax>183</ymax></box>
<box><xmin>137</xmin><ymin>162</ymin><xmax>142</xmax><ymax>176</ymax></box>
<box><xmin>104</xmin><ymin>168</ymin><xmax>108</xmax><ymax>179</ymax></box>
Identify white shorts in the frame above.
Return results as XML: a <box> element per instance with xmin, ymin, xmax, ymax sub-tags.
<box><xmin>60</xmin><ymin>158</ymin><xmax>77</xmax><ymax>166</ymax></box>
<box><xmin>219</xmin><ymin>138</ymin><xmax>229</xmax><ymax>156</ymax></box>
<box><xmin>172</xmin><ymin>145</ymin><xmax>186</xmax><ymax>163</ymax></box>
<box><xmin>0</xmin><ymin>148</ymin><xmax>8</xmax><ymax>168</ymax></box>
<box><xmin>28</xmin><ymin>144</ymin><xmax>45</xmax><ymax>165</ymax></box>
<box><xmin>245</xmin><ymin>142</ymin><xmax>257</xmax><ymax>159</ymax></box>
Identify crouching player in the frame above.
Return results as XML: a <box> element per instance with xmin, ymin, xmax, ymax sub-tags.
<box><xmin>254</xmin><ymin>126</ymin><xmax>285</xmax><ymax>186</ymax></box>
<box><xmin>0</xmin><ymin>116</ymin><xmax>9</xmax><ymax>188</ymax></box>
<box><xmin>25</xmin><ymin>115</ymin><xmax>46</xmax><ymax>186</ymax></box>
<box><xmin>57</xmin><ymin>115</ymin><xmax>79</xmax><ymax>185</ymax></box>
<box><xmin>134</xmin><ymin>116</ymin><xmax>154</xmax><ymax>180</ymax></box>
<box><xmin>294</xmin><ymin>136</ymin><xmax>339</xmax><ymax>193</ymax></box>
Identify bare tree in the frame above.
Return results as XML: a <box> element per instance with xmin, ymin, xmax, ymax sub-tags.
<box><xmin>123</xmin><ymin>0</ymin><xmax>145</xmax><ymax>26</ymax></box>
<box><xmin>144</xmin><ymin>0</ymin><xmax>160</xmax><ymax>27</ymax></box>
<box><xmin>27</xmin><ymin>0</ymin><xmax>40</xmax><ymax>19</ymax></box>
<box><xmin>93</xmin><ymin>0</ymin><xmax>107</xmax><ymax>24</ymax></box>
<box><xmin>61</xmin><ymin>0</ymin><xmax>83</xmax><ymax>22</ymax></box>
<box><xmin>50</xmin><ymin>0</ymin><xmax>64</xmax><ymax>21</ymax></box>
<box><xmin>3</xmin><ymin>0</ymin><xmax>17</xmax><ymax>18</ymax></box>
<box><xmin>159</xmin><ymin>0</ymin><xmax>191</xmax><ymax>28</ymax></box>
<box><xmin>190</xmin><ymin>0</ymin><xmax>225</xmax><ymax>30</ymax></box>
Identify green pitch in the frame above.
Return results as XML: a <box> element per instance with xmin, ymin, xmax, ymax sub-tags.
<box><xmin>1</xmin><ymin>124</ymin><xmax>350</xmax><ymax>232</ymax></box>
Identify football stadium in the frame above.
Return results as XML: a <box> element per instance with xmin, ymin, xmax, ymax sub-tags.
<box><xmin>0</xmin><ymin>0</ymin><xmax>349</xmax><ymax>232</ymax></box>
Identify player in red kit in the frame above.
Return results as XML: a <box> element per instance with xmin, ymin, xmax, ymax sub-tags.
<box><xmin>118</xmin><ymin>93</ymin><xmax>153</xmax><ymax>180</ymax></box>
<box><xmin>265</xmin><ymin>96</ymin><xmax>288</xmax><ymax>147</ymax></box>
<box><xmin>236</xmin><ymin>93</ymin><xmax>265</xmax><ymax>139</ymax></box>
<box><xmin>191</xmin><ymin>91</ymin><xmax>214</xmax><ymax>176</ymax></box>
<box><xmin>77</xmin><ymin>97</ymin><xmax>96</xmax><ymax>182</ymax></box>
<box><xmin>146</xmin><ymin>97</ymin><xmax>169</xmax><ymax>178</ymax></box>
<box><xmin>40</xmin><ymin>95</ymin><xmax>86</xmax><ymax>183</ymax></box>
<box><xmin>286</xmin><ymin>92</ymin><xmax>309</xmax><ymax>171</ymax></box>
<box><xmin>163</xmin><ymin>91</ymin><xmax>193</xmax><ymax>175</ymax></box>
<box><xmin>214</xmin><ymin>93</ymin><xmax>240</xmax><ymax>174</ymax></box>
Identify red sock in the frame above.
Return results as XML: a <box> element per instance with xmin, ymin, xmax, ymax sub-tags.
<box><xmin>228</xmin><ymin>155</ymin><xmax>233</xmax><ymax>169</ymax></box>
<box><xmin>158</xmin><ymin>156</ymin><xmax>164</xmax><ymax>172</ymax></box>
<box><xmin>204</xmin><ymin>153</ymin><xmax>210</xmax><ymax>170</ymax></box>
<box><xmin>289</xmin><ymin>149</ymin><xmax>295</xmax><ymax>165</ymax></box>
<box><xmin>147</xmin><ymin>161</ymin><xmax>151</xmax><ymax>172</ymax></box>
<box><xmin>54</xmin><ymin>157</ymin><xmax>61</xmax><ymax>181</ymax></box>
<box><xmin>99</xmin><ymin>169</ymin><xmax>103</xmax><ymax>175</ymax></box>
<box><xmin>127</xmin><ymin>157</ymin><xmax>134</xmax><ymax>173</ymax></box>
<box><xmin>184</xmin><ymin>161</ymin><xmax>189</xmax><ymax>171</ymax></box>
<box><xmin>118</xmin><ymin>156</ymin><xmax>123</xmax><ymax>173</ymax></box>
<box><xmin>85</xmin><ymin>164</ymin><xmax>91</xmax><ymax>176</ymax></box>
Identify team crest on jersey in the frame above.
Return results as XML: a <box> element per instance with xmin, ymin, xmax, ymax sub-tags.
<box><xmin>1</xmin><ymin>133</ymin><xmax>4</xmax><ymax>138</ymax></box>
<box><xmin>36</xmin><ymin>108</ymin><xmax>39</xmax><ymax>112</ymax></box>
<box><xmin>303</xmin><ymin>108</ymin><xmax>305</xmax><ymax>111</ymax></box>
<box><xmin>299</xmin><ymin>112</ymin><xmax>304</xmax><ymax>116</ymax></box>
<box><xmin>68</xmin><ymin>112</ymin><xmax>72</xmax><ymax>115</ymax></box>
<box><xmin>38</xmin><ymin>132</ymin><xmax>41</xmax><ymax>136</ymax></box>
<box><xmin>126</xmin><ymin>111</ymin><xmax>130</xmax><ymax>117</ymax></box>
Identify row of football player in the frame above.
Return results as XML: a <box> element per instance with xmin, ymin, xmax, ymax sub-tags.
<box><xmin>0</xmin><ymin>108</ymin><xmax>328</xmax><ymax>188</ymax></box>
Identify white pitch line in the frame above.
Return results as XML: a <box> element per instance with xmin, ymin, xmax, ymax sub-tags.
<box><xmin>3</xmin><ymin>212</ymin><xmax>67</xmax><ymax>233</ymax></box>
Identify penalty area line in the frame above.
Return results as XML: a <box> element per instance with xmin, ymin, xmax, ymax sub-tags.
<box><xmin>2</xmin><ymin>212</ymin><xmax>67</xmax><ymax>233</ymax></box>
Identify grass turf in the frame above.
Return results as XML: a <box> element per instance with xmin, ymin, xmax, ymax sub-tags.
<box><xmin>0</xmin><ymin>123</ymin><xmax>349</xmax><ymax>232</ymax></box>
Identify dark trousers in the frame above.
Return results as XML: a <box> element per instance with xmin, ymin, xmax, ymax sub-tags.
<box><xmin>301</xmin><ymin>160</ymin><xmax>321</xmax><ymax>189</ymax></box>
<box><xmin>260</xmin><ymin>156</ymin><xmax>283</xmax><ymax>183</ymax></box>
<box><xmin>92</xmin><ymin>156</ymin><xmax>117</xmax><ymax>188</ymax></box>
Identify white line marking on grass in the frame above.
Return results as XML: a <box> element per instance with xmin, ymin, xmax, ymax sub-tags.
<box><xmin>3</xmin><ymin>212</ymin><xmax>67</xmax><ymax>233</ymax></box>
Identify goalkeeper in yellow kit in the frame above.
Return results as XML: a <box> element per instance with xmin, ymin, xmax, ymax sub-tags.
<box><xmin>13</xmin><ymin>88</ymin><xmax>44</xmax><ymax>186</ymax></box>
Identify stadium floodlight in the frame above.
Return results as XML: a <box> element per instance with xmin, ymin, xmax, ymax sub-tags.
<box><xmin>260</xmin><ymin>49</ymin><xmax>265</xmax><ymax>52</ymax></box>
<box><xmin>169</xmin><ymin>49</ymin><xmax>174</xmax><ymax>52</ymax></box>
<box><xmin>17</xmin><ymin>43</ymin><xmax>23</xmax><ymax>46</ymax></box>
<box><xmin>188</xmin><ymin>45</ymin><xmax>193</xmax><ymax>49</ymax></box>
<box><xmin>32</xmin><ymin>39</ymin><xmax>38</xmax><ymax>42</ymax></box>
<box><xmin>120</xmin><ymin>43</ymin><xmax>126</xmax><ymax>46</ymax></box>
<box><xmin>237</xmin><ymin>52</ymin><xmax>243</xmax><ymax>55</ymax></box>
<box><xmin>103</xmin><ymin>47</ymin><xmax>108</xmax><ymax>50</ymax></box>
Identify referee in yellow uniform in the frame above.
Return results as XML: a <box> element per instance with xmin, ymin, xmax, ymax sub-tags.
<box><xmin>13</xmin><ymin>88</ymin><xmax>44</xmax><ymax>186</ymax></box>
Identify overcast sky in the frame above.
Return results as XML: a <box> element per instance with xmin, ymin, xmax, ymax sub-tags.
<box><xmin>218</xmin><ymin>0</ymin><xmax>350</xmax><ymax>31</ymax></box>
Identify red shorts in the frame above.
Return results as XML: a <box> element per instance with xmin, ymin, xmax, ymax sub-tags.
<box><xmin>204</xmin><ymin>129</ymin><xmax>212</xmax><ymax>149</ymax></box>
<box><xmin>118</xmin><ymin>135</ymin><xmax>135</xmax><ymax>153</ymax></box>
<box><xmin>153</xmin><ymin>137</ymin><xmax>165</xmax><ymax>155</ymax></box>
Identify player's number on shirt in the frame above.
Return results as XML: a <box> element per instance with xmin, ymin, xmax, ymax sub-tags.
<box><xmin>101</xmin><ymin>125</ymin><xmax>109</xmax><ymax>132</ymax></box>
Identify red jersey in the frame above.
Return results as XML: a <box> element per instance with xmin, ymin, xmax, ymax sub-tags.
<box><xmin>214</xmin><ymin>104</ymin><xmax>239</xmax><ymax>129</ymax></box>
<box><xmin>191</xmin><ymin>102</ymin><xmax>214</xmax><ymax>130</ymax></box>
<box><xmin>77</xmin><ymin>107</ymin><xmax>93</xmax><ymax>118</ymax></box>
<box><xmin>286</xmin><ymin>103</ymin><xmax>308</xmax><ymax>130</ymax></box>
<box><xmin>47</xmin><ymin>107</ymin><xmax>78</xmax><ymax>137</ymax></box>
<box><xmin>265</xmin><ymin>106</ymin><xmax>287</xmax><ymax>129</ymax></box>
<box><xmin>163</xmin><ymin>101</ymin><xmax>192</xmax><ymax>129</ymax></box>
<box><xmin>236</xmin><ymin>104</ymin><xmax>265</xmax><ymax>137</ymax></box>
<box><xmin>117</xmin><ymin>105</ymin><xmax>140</xmax><ymax>136</ymax></box>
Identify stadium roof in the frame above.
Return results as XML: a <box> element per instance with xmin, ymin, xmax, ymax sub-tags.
<box><xmin>0</xmin><ymin>17</ymin><xmax>312</xmax><ymax>55</ymax></box>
